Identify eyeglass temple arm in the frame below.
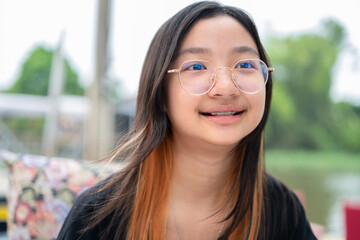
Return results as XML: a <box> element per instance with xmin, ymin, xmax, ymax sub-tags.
<box><xmin>268</xmin><ymin>67</ymin><xmax>275</xmax><ymax>72</ymax></box>
<box><xmin>167</xmin><ymin>69</ymin><xmax>179</xmax><ymax>73</ymax></box>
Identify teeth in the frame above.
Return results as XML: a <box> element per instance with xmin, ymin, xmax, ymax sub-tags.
<box><xmin>210</xmin><ymin>111</ymin><xmax>238</xmax><ymax>116</ymax></box>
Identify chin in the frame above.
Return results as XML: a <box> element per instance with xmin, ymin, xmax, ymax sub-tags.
<box><xmin>204</xmin><ymin>137</ymin><xmax>243</xmax><ymax>149</ymax></box>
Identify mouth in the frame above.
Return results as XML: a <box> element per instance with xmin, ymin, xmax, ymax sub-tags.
<box><xmin>200</xmin><ymin>111</ymin><xmax>244</xmax><ymax>116</ymax></box>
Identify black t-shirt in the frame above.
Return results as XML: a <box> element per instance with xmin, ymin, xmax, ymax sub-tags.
<box><xmin>57</xmin><ymin>174</ymin><xmax>317</xmax><ymax>240</ymax></box>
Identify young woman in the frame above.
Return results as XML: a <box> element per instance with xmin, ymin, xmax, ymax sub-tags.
<box><xmin>58</xmin><ymin>1</ymin><xmax>316</xmax><ymax>239</ymax></box>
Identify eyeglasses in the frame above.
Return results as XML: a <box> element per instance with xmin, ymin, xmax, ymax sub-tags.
<box><xmin>167</xmin><ymin>59</ymin><xmax>274</xmax><ymax>95</ymax></box>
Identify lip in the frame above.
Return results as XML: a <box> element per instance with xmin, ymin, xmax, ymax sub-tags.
<box><xmin>199</xmin><ymin>105</ymin><xmax>246</xmax><ymax>125</ymax></box>
<box><xmin>200</xmin><ymin>105</ymin><xmax>244</xmax><ymax>113</ymax></box>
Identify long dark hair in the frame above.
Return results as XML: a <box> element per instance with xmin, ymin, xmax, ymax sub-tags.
<box><xmin>85</xmin><ymin>1</ymin><xmax>273</xmax><ymax>239</ymax></box>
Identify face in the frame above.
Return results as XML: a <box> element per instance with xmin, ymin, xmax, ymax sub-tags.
<box><xmin>165</xmin><ymin>15</ymin><xmax>266</xmax><ymax>150</ymax></box>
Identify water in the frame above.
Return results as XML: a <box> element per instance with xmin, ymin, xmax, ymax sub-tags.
<box><xmin>268</xmin><ymin>169</ymin><xmax>360</xmax><ymax>237</ymax></box>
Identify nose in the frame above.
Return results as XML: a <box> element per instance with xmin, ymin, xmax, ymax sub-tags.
<box><xmin>208</xmin><ymin>67</ymin><xmax>240</xmax><ymax>97</ymax></box>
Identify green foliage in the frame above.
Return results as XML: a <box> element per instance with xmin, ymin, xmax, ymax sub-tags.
<box><xmin>3</xmin><ymin>45</ymin><xmax>85</xmax><ymax>154</ymax></box>
<box><xmin>64</xmin><ymin>61</ymin><xmax>84</xmax><ymax>95</ymax></box>
<box><xmin>331</xmin><ymin>102</ymin><xmax>360</xmax><ymax>151</ymax></box>
<box><xmin>3</xmin><ymin>117</ymin><xmax>44</xmax><ymax>141</ymax></box>
<box><xmin>8</xmin><ymin>47</ymin><xmax>52</xmax><ymax>95</ymax></box>
<box><xmin>2</xmin><ymin>117</ymin><xmax>45</xmax><ymax>154</ymax></box>
<box><xmin>265</xmin><ymin>19</ymin><xmax>360</xmax><ymax>152</ymax></box>
<box><xmin>265</xmin><ymin>149</ymin><xmax>360</xmax><ymax>172</ymax></box>
<box><xmin>7</xmin><ymin>45</ymin><xmax>84</xmax><ymax>96</ymax></box>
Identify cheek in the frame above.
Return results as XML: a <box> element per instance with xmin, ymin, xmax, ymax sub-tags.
<box><xmin>249</xmin><ymin>91</ymin><xmax>266</xmax><ymax>123</ymax></box>
<box><xmin>165</xmin><ymin>79</ymin><xmax>201</xmax><ymax>133</ymax></box>
<box><xmin>166</xmin><ymin>79</ymin><xmax>188</xmax><ymax>122</ymax></box>
<box><xmin>167</xmin><ymin>92</ymin><xmax>194</xmax><ymax>122</ymax></box>
<box><xmin>259</xmin><ymin>92</ymin><xmax>266</xmax><ymax>114</ymax></box>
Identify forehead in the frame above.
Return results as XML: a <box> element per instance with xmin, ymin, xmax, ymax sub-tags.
<box><xmin>176</xmin><ymin>15</ymin><xmax>259</xmax><ymax>62</ymax></box>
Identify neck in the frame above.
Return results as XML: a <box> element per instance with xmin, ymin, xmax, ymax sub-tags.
<box><xmin>170</xmin><ymin>136</ymin><xmax>236</xmax><ymax>209</ymax></box>
<box><xmin>167</xmin><ymin>137</ymin><xmax>236</xmax><ymax>240</ymax></box>
<box><xmin>165</xmin><ymin>132</ymin><xmax>245</xmax><ymax>240</ymax></box>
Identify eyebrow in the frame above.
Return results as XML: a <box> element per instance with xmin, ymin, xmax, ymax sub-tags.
<box><xmin>177</xmin><ymin>46</ymin><xmax>259</xmax><ymax>58</ymax></box>
<box><xmin>177</xmin><ymin>47</ymin><xmax>211</xmax><ymax>57</ymax></box>
<box><xmin>232</xmin><ymin>46</ymin><xmax>259</xmax><ymax>56</ymax></box>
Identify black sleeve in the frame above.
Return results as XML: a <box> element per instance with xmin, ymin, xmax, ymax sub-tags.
<box><xmin>265</xmin><ymin>173</ymin><xmax>317</xmax><ymax>240</ymax></box>
<box><xmin>288</xmin><ymin>193</ymin><xmax>317</xmax><ymax>240</ymax></box>
<box><xmin>56</xmin><ymin>189</ymin><xmax>100</xmax><ymax>240</ymax></box>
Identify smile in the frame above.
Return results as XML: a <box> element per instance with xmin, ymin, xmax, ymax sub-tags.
<box><xmin>201</xmin><ymin>111</ymin><xmax>243</xmax><ymax>116</ymax></box>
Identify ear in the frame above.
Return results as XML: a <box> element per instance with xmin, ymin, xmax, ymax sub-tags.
<box><xmin>162</xmin><ymin>78</ymin><xmax>169</xmax><ymax>113</ymax></box>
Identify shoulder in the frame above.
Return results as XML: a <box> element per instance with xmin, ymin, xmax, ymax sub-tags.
<box><xmin>57</xmin><ymin>178</ymin><xmax>115</xmax><ymax>240</ymax></box>
<box><xmin>264</xmin><ymin>173</ymin><xmax>317</xmax><ymax>240</ymax></box>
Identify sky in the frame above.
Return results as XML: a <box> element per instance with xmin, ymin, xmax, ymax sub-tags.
<box><xmin>1</xmin><ymin>0</ymin><xmax>359</xmax><ymax>104</ymax></box>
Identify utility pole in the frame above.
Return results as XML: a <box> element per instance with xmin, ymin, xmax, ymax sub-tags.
<box><xmin>42</xmin><ymin>33</ymin><xmax>65</xmax><ymax>156</ymax></box>
<box><xmin>85</xmin><ymin>0</ymin><xmax>114</xmax><ymax>160</ymax></box>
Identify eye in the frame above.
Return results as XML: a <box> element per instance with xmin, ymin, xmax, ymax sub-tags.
<box><xmin>234</xmin><ymin>61</ymin><xmax>255</xmax><ymax>69</ymax></box>
<box><xmin>183</xmin><ymin>62</ymin><xmax>207</xmax><ymax>71</ymax></box>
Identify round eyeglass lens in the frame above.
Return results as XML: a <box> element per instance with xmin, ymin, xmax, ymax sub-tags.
<box><xmin>179</xmin><ymin>60</ymin><xmax>215</xmax><ymax>95</ymax></box>
<box><xmin>232</xmin><ymin>59</ymin><xmax>268</xmax><ymax>93</ymax></box>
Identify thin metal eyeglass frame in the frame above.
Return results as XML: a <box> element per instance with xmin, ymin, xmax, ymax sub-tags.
<box><xmin>167</xmin><ymin>58</ymin><xmax>275</xmax><ymax>96</ymax></box>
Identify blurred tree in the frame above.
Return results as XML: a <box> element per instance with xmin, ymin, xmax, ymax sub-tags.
<box><xmin>7</xmin><ymin>45</ymin><xmax>84</xmax><ymax>95</ymax></box>
<box><xmin>3</xmin><ymin>45</ymin><xmax>84</xmax><ymax>155</ymax></box>
<box><xmin>265</xmin><ymin>19</ymin><xmax>360</xmax><ymax>151</ymax></box>
<box><xmin>331</xmin><ymin>102</ymin><xmax>360</xmax><ymax>152</ymax></box>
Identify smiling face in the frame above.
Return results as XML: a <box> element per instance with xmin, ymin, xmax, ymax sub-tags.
<box><xmin>165</xmin><ymin>15</ymin><xmax>266</xmax><ymax>151</ymax></box>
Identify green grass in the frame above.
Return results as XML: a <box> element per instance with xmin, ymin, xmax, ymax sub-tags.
<box><xmin>265</xmin><ymin>149</ymin><xmax>360</xmax><ymax>172</ymax></box>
